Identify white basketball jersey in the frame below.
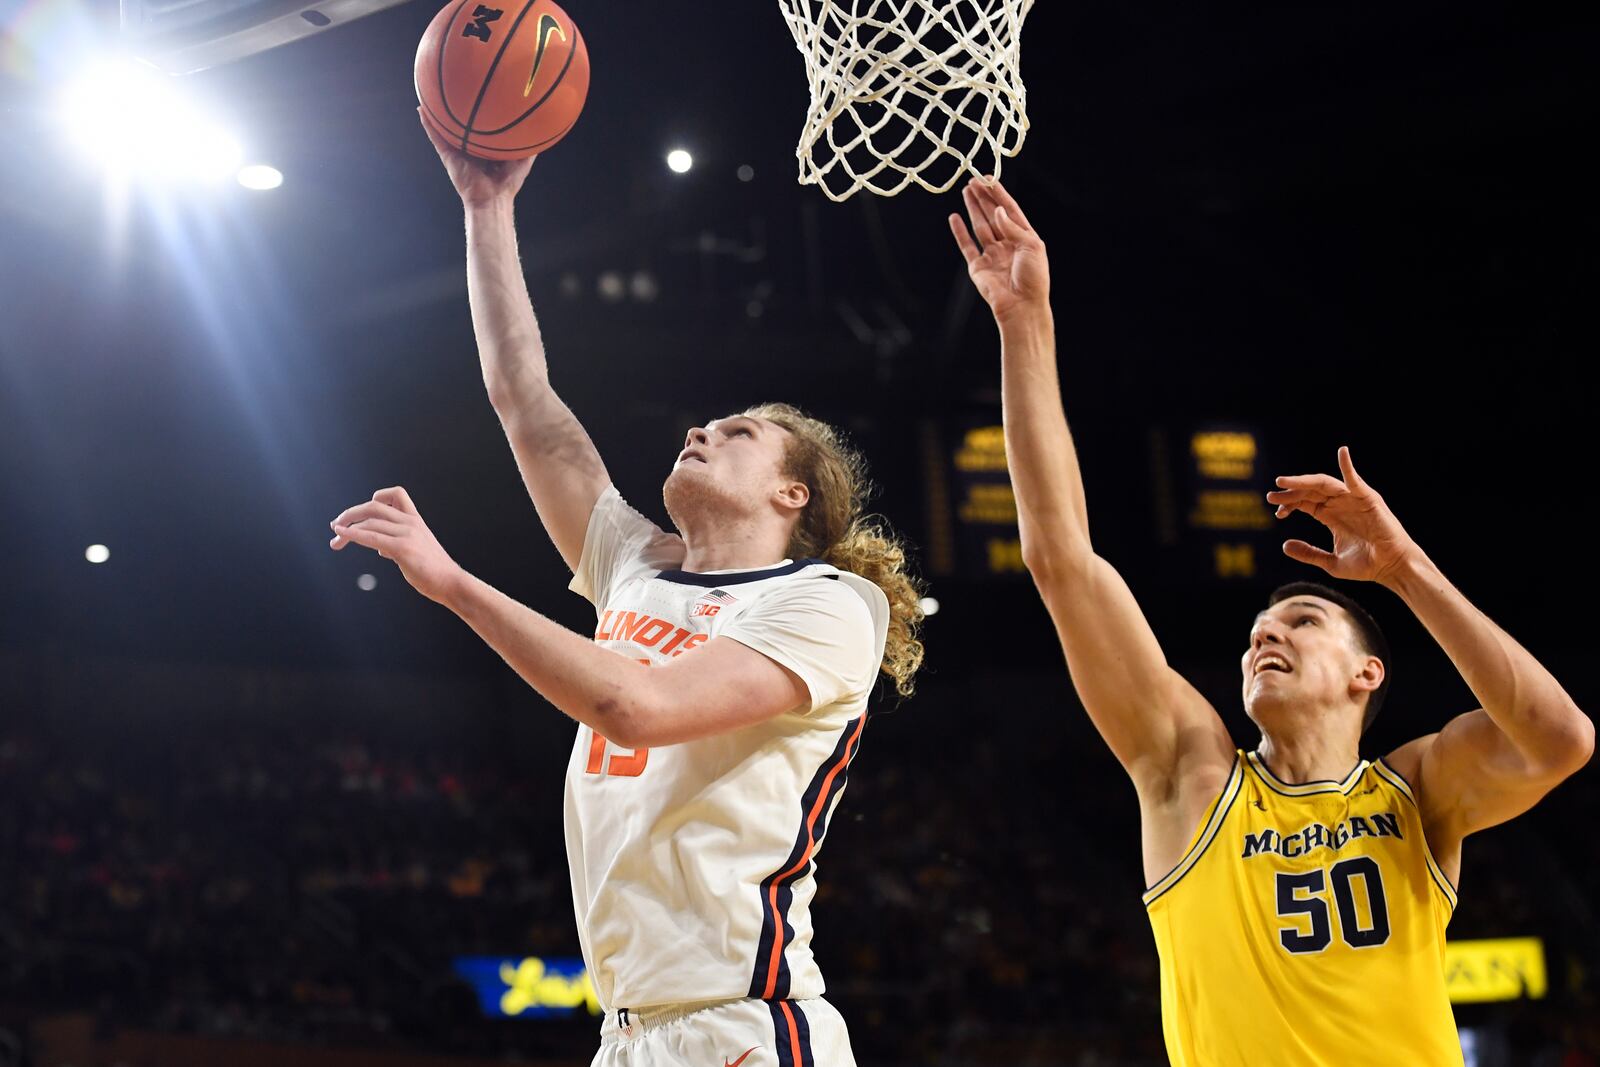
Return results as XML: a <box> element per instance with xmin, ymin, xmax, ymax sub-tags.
<box><xmin>564</xmin><ymin>486</ymin><xmax>889</xmax><ymax>1012</ymax></box>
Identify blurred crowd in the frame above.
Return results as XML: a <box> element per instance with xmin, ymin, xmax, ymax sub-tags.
<box><xmin>2</xmin><ymin>661</ymin><xmax>1596</xmax><ymax>1066</ymax></box>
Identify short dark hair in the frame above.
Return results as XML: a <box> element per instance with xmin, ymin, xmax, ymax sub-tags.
<box><xmin>1267</xmin><ymin>581</ymin><xmax>1391</xmax><ymax>734</ymax></box>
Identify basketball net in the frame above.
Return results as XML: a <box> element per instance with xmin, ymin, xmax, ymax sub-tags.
<box><xmin>779</xmin><ymin>0</ymin><xmax>1034</xmax><ymax>201</ymax></box>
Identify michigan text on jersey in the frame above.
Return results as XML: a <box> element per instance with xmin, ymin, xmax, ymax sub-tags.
<box><xmin>1241</xmin><ymin>812</ymin><xmax>1402</xmax><ymax>860</ymax></box>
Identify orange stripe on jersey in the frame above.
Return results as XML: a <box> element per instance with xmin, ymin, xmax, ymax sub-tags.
<box><xmin>778</xmin><ymin>999</ymin><xmax>806</xmax><ymax>1063</ymax></box>
<box><xmin>759</xmin><ymin>714</ymin><xmax>867</xmax><ymax>999</ymax></box>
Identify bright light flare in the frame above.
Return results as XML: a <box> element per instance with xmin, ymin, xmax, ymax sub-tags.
<box><xmin>58</xmin><ymin>57</ymin><xmax>242</xmax><ymax>181</ymax></box>
<box><xmin>236</xmin><ymin>164</ymin><xmax>284</xmax><ymax>190</ymax></box>
<box><xmin>666</xmin><ymin>148</ymin><xmax>693</xmax><ymax>174</ymax></box>
<box><xmin>85</xmin><ymin>544</ymin><xmax>110</xmax><ymax>563</ymax></box>
<box><xmin>919</xmin><ymin>596</ymin><xmax>940</xmax><ymax>616</ymax></box>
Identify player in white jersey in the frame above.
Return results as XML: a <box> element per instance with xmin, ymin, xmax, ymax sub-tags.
<box><xmin>325</xmin><ymin>115</ymin><xmax>926</xmax><ymax>1067</ymax></box>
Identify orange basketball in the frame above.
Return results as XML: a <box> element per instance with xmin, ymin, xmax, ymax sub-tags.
<box><xmin>414</xmin><ymin>0</ymin><xmax>589</xmax><ymax>160</ymax></box>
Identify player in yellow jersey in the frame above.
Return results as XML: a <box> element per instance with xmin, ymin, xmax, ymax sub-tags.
<box><xmin>949</xmin><ymin>178</ymin><xmax>1594</xmax><ymax>1066</ymax></box>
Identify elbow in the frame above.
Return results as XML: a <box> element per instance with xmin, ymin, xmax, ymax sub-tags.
<box><xmin>593</xmin><ymin>699</ymin><xmax>650</xmax><ymax>751</ymax></box>
<box><xmin>591</xmin><ymin>680</ymin><xmax>672</xmax><ymax>751</ymax></box>
<box><xmin>483</xmin><ymin>368</ymin><xmax>549</xmax><ymax>418</ymax></box>
<box><xmin>483</xmin><ymin>377</ymin><xmax>515</xmax><ymax>415</ymax></box>
<box><xmin>1538</xmin><ymin>703</ymin><xmax>1595</xmax><ymax>780</ymax></box>
<box><xmin>484</xmin><ymin>377</ymin><xmax>529</xmax><ymax>418</ymax></box>
<box><xmin>1019</xmin><ymin>534</ymin><xmax>1095</xmax><ymax>586</ymax></box>
<box><xmin>1567</xmin><ymin>707</ymin><xmax>1595</xmax><ymax>774</ymax></box>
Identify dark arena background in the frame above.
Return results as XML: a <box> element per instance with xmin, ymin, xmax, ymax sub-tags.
<box><xmin>2</xmin><ymin>1</ymin><xmax>1597</xmax><ymax>1064</ymax></box>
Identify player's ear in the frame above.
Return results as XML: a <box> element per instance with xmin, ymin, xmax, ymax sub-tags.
<box><xmin>1351</xmin><ymin>655</ymin><xmax>1384</xmax><ymax>697</ymax></box>
<box><xmin>774</xmin><ymin>479</ymin><xmax>809</xmax><ymax>514</ymax></box>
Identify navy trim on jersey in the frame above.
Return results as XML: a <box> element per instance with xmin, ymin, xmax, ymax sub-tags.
<box><xmin>1247</xmin><ymin>750</ymin><xmax>1367</xmax><ymax>797</ymax></box>
<box><xmin>767</xmin><ymin>1000</ymin><xmax>794</xmax><ymax>1067</ymax></box>
<box><xmin>765</xmin><ymin>999</ymin><xmax>815</xmax><ymax>1067</ymax></box>
<box><xmin>791</xmin><ymin>1001</ymin><xmax>815</xmax><ymax>1067</ymax></box>
<box><xmin>1142</xmin><ymin>754</ymin><xmax>1244</xmax><ymax>907</ymax></box>
<box><xmin>749</xmin><ymin>716</ymin><xmax>865</xmax><ymax>999</ymax></box>
<box><xmin>653</xmin><ymin>558</ymin><xmax>828</xmax><ymax>587</ymax></box>
<box><xmin>1374</xmin><ymin>756</ymin><xmax>1417</xmax><ymax>796</ymax></box>
<box><xmin>1373</xmin><ymin>758</ymin><xmax>1460</xmax><ymax>907</ymax></box>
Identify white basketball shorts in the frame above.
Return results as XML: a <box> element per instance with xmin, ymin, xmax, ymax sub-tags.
<box><xmin>592</xmin><ymin>997</ymin><xmax>855</xmax><ymax>1067</ymax></box>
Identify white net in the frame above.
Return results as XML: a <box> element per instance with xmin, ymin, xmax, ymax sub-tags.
<box><xmin>779</xmin><ymin>0</ymin><xmax>1034</xmax><ymax>201</ymax></box>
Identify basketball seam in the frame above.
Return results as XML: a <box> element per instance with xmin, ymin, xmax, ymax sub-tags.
<box><xmin>460</xmin><ymin>0</ymin><xmax>542</xmax><ymax>154</ymax></box>
<box><xmin>423</xmin><ymin>98</ymin><xmax>576</xmax><ymax>156</ymax></box>
<box><xmin>435</xmin><ymin>0</ymin><xmax>478</xmax><ymax>130</ymax></box>
<box><xmin>419</xmin><ymin>97</ymin><xmax>465</xmax><ymax>139</ymax></box>
<box><xmin>480</xmin><ymin>115</ymin><xmax>580</xmax><ymax>154</ymax></box>
<box><xmin>471</xmin><ymin>22</ymin><xmax>580</xmax><ymax>136</ymax></box>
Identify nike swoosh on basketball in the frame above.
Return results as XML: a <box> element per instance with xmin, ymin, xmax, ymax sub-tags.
<box><xmin>724</xmin><ymin>1048</ymin><xmax>759</xmax><ymax>1067</ymax></box>
<box><xmin>522</xmin><ymin>13</ymin><xmax>567</xmax><ymax>96</ymax></box>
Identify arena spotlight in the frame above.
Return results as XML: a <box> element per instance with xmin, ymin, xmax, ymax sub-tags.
<box><xmin>666</xmin><ymin>148</ymin><xmax>693</xmax><ymax>174</ymax></box>
<box><xmin>58</xmin><ymin>56</ymin><xmax>242</xmax><ymax>181</ymax></box>
<box><xmin>629</xmin><ymin>271</ymin><xmax>659</xmax><ymax>302</ymax></box>
<box><xmin>236</xmin><ymin>163</ymin><xmax>283</xmax><ymax>190</ymax></box>
<box><xmin>85</xmin><ymin>544</ymin><xmax>111</xmax><ymax>564</ymax></box>
<box><xmin>919</xmin><ymin>596</ymin><xmax>940</xmax><ymax>616</ymax></box>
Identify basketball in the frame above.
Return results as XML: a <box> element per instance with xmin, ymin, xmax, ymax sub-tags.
<box><xmin>414</xmin><ymin>0</ymin><xmax>589</xmax><ymax>160</ymax></box>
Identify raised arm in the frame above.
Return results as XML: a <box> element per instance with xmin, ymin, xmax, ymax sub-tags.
<box><xmin>421</xmin><ymin>113</ymin><xmax>612</xmax><ymax>570</ymax></box>
<box><xmin>949</xmin><ymin>180</ymin><xmax>1234</xmax><ymax>802</ymax></box>
<box><xmin>1269</xmin><ymin>449</ymin><xmax>1593</xmax><ymax>855</ymax></box>
<box><xmin>330</xmin><ymin>488</ymin><xmax>810</xmax><ymax>748</ymax></box>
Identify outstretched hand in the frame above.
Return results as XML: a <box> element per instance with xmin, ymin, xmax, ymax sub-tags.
<box><xmin>948</xmin><ymin>176</ymin><xmax>1050</xmax><ymax>322</ymax></box>
<box><xmin>1267</xmin><ymin>447</ymin><xmax>1421</xmax><ymax>586</ymax></box>
<box><xmin>330</xmin><ymin>486</ymin><xmax>464</xmax><ymax>605</ymax></box>
<box><xmin>419</xmin><ymin>107</ymin><xmax>536</xmax><ymax>208</ymax></box>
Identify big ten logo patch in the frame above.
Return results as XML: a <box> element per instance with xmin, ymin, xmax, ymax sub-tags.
<box><xmin>693</xmin><ymin>589</ymin><xmax>738</xmax><ymax>617</ymax></box>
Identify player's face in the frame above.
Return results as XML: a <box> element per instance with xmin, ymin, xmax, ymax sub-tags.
<box><xmin>1240</xmin><ymin>597</ymin><xmax>1373</xmax><ymax>721</ymax></box>
<box><xmin>664</xmin><ymin>415</ymin><xmax>799</xmax><ymax>515</ymax></box>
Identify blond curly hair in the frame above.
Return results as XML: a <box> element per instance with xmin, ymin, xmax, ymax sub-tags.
<box><xmin>744</xmin><ymin>402</ymin><xmax>926</xmax><ymax>698</ymax></box>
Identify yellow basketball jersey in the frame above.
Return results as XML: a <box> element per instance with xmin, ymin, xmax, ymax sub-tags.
<box><xmin>1144</xmin><ymin>751</ymin><xmax>1462</xmax><ymax>1067</ymax></box>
